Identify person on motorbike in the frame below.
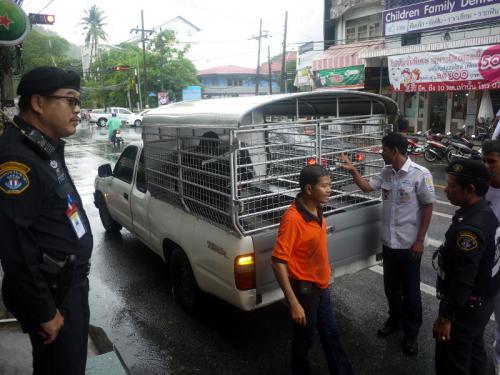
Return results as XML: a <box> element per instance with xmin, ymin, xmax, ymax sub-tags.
<box><xmin>107</xmin><ymin>112</ymin><xmax>121</xmax><ymax>144</ymax></box>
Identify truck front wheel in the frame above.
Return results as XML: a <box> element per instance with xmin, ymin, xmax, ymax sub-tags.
<box><xmin>170</xmin><ymin>248</ymin><xmax>201</xmax><ymax>312</ymax></box>
<box><xmin>97</xmin><ymin>194</ymin><xmax>122</xmax><ymax>233</ymax></box>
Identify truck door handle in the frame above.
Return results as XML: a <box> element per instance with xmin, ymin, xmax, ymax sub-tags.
<box><xmin>123</xmin><ymin>193</ymin><xmax>129</xmax><ymax>200</ymax></box>
<box><xmin>327</xmin><ymin>225</ymin><xmax>335</xmax><ymax>234</ymax></box>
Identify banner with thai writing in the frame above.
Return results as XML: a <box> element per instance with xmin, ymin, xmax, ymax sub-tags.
<box><xmin>383</xmin><ymin>0</ymin><xmax>500</xmax><ymax>36</ymax></box>
<box><xmin>318</xmin><ymin>65</ymin><xmax>365</xmax><ymax>89</ymax></box>
<box><xmin>388</xmin><ymin>45</ymin><xmax>500</xmax><ymax>92</ymax></box>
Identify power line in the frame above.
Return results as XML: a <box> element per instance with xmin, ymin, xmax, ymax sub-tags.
<box><xmin>37</xmin><ymin>0</ymin><xmax>54</xmax><ymax>14</ymax></box>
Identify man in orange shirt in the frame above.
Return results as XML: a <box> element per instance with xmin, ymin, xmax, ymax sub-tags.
<box><xmin>272</xmin><ymin>165</ymin><xmax>353</xmax><ymax>375</ymax></box>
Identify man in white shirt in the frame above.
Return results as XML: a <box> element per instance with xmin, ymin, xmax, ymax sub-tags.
<box><xmin>481</xmin><ymin>140</ymin><xmax>500</xmax><ymax>374</ymax></box>
<box><xmin>339</xmin><ymin>132</ymin><xmax>435</xmax><ymax>356</ymax></box>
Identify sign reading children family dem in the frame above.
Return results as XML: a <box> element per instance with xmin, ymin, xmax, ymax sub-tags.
<box><xmin>383</xmin><ymin>0</ymin><xmax>500</xmax><ymax>36</ymax></box>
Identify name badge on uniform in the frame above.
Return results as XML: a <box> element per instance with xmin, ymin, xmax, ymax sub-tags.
<box><xmin>65</xmin><ymin>194</ymin><xmax>86</xmax><ymax>239</ymax></box>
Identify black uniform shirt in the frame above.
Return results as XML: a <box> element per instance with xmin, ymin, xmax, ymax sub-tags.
<box><xmin>439</xmin><ymin>198</ymin><xmax>497</xmax><ymax>322</ymax></box>
<box><xmin>0</xmin><ymin>117</ymin><xmax>93</xmax><ymax>325</ymax></box>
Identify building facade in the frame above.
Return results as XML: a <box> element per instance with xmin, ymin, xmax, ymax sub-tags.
<box><xmin>197</xmin><ymin>65</ymin><xmax>280</xmax><ymax>98</ymax></box>
<box><xmin>309</xmin><ymin>0</ymin><xmax>500</xmax><ymax>134</ymax></box>
<box><xmin>359</xmin><ymin>0</ymin><xmax>500</xmax><ymax>133</ymax></box>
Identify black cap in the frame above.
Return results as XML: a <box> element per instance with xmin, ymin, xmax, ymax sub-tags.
<box><xmin>446</xmin><ymin>158</ymin><xmax>490</xmax><ymax>182</ymax></box>
<box><xmin>17</xmin><ymin>66</ymin><xmax>80</xmax><ymax>97</ymax></box>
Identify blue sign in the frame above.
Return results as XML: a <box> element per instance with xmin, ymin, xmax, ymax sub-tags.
<box><xmin>148</xmin><ymin>92</ymin><xmax>156</xmax><ymax>97</ymax></box>
<box><xmin>182</xmin><ymin>86</ymin><xmax>202</xmax><ymax>102</ymax></box>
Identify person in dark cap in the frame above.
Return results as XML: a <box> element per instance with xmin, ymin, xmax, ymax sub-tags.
<box><xmin>433</xmin><ymin>158</ymin><xmax>498</xmax><ymax>375</ymax></box>
<box><xmin>0</xmin><ymin>66</ymin><xmax>92</xmax><ymax>375</ymax></box>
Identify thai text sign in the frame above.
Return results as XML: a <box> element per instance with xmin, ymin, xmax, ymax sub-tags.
<box><xmin>318</xmin><ymin>65</ymin><xmax>365</xmax><ymax>89</ymax></box>
<box><xmin>383</xmin><ymin>0</ymin><xmax>500</xmax><ymax>36</ymax></box>
<box><xmin>388</xmin><ymin>44</ymin><xmax>500</xmax><ymax>92</ymax></box>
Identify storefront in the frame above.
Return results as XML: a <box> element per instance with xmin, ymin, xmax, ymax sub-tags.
<box><xmin>388</xmin><ymin>44</ymin><xmax>500</xmax><ymax>134</ymax></box>
<box><xmin>311</xmin><ymin>40</ymin><xmax>390</xmax><ymax>92</ymax></box>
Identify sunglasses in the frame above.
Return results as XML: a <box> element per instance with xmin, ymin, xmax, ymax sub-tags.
<box><xmin>42</xmin><ymin>95</ymin><xmax>81</xmax><ymax>108</ymax></box>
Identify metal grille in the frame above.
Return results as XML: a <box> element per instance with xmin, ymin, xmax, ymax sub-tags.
<box><xmin>143</xmin><ymin>116</ymin><xmax>389</xmax><ymax>236</ymax></box>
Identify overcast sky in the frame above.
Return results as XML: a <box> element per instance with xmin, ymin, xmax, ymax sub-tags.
<box><xmin>22</xmin><ymin>0</ymin><xmax>324</xmax><ymax>69</ymax></box>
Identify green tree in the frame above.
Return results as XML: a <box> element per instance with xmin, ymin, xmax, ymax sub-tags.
<box><xmin>79</xmin><ymin>4</ymin><xmax>108</xmax><ymax>73</ymax></box>
<box><xmin>21</xmin><ymin>27</ymin><xmax>81</xmax><ymax>73</ymax></box>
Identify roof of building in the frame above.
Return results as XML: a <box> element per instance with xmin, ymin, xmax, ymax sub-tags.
<box><xmin>260</xmin><ymin>52</ymin><xmax>297</xmax><ymax>74</ymax></box>
<box><xmin>197</xmin><ymin>65</ymin><xmax>257</xmax><ymax>76</ymax></box>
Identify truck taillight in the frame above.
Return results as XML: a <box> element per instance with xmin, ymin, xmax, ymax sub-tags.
<box><xmin>355</xmin><ymin>152</ymin><xmax>365</xmax><ymax>162</ymax></box>
<box><xmin>235</xmin><ymin>254</ymin><xmax>255</xmax><ymax>290</ymax></box>
<box><xmin>307</xmin><ymin>157</ymin><xmax>328</xmax><ymax>167</ymax></box>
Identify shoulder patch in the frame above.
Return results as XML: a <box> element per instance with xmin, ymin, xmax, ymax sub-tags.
<box><xmin>457</xmin><ymin>230</ymin><xmax>478</xmax><ymax>251</ymax></box>
<box><xmin>0</xmin><ymin>161</ymin><xmax>31</xmax><ymax>195</ymax></box>
<box><xmin>424</xmin><ymin>173</ymin><xmax>435</xmax><ymax>193</ymax></box>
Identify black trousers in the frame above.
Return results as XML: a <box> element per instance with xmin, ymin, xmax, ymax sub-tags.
<box><xmin>382</xmin><ymin>246</ymin><xmax>422</xmax><ymax>337</ymax></box>
<box><xmin>29</xmin><ymin>279</ymin><xmax>90</xmax><ymax>375</ymax></box>
<box><xmin>435</xmin><ymin>297</ymin><xmax>494</xmax><ymax>375</ymax></box>
<box><xmin>290</xmin><ymin>281</ymin><xmax>354</xmax><ymax>375</ymax></box>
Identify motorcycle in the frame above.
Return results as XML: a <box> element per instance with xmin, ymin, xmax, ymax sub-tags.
<box><xmin>407</xmin><ymin>136</ymin><xmax>424</xmax><ymax>156</ymax></box>
<box><xmin>423</xmin><ymin>130</ymin><xmax>451</xmax><ymax>163</ymax></box>
<box><xmin>446</xmin><ymin>129</ymin><xmax>480</xmax><ymax>162</ymax></box>
<box><xmin>111</xmin><ymin>129</ymin><xmax>124</xmax><ymax>150</ymax></box>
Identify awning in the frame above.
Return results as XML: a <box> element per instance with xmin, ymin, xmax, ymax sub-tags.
<box><xmin>312</xmin><ymin>40</ymin><xmax>384</xmax><ymax>71</ymax></box>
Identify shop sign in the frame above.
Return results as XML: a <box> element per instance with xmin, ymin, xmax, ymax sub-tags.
<box><xmin>0</xmin><ymin>0</ymin><xmax>29</xmax><ymax>46</ymax></box>
<box><xmin>294</xmin><ymin>68</ymin><xmax>314</xmax><ymax>87</ymax></box>
<box><xmin>383</xmin><ymin>0</ymin><xmax>500</xmax><ymax>36</ymax></box>
<box><xmin>318</xmin><ymin>65</ymin><xmax>365</xmax><ymax>89</ymax></box>
<box><xmin>388</xmin><ymin>44</ymin><xmax>500</xmax><ymax>92</ymax></box>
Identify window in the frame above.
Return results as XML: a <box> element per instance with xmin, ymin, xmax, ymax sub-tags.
<box><xmin>118</xmin><ymin>108</ymin><xmax>131</xmax><ymax>114</ymax></box>
<box><xmin>345</xmin><ymin>14</ymin><xmax>382</xmax><ymax>44</ymax></box>
<box><xmin>113</xmin><ymin>146</ymin><xmax>138</xmax><ymax>184</ymax></box>
<box><xmin>227</xmin><ymin>79</ymin><xmax>243</xmax><ymax>86</ymax></box>
<box><xmin>452</xmin><ymin>92</ymin><xmax>467</xmax><ymax>120</ymax></box>
<box><xmin>136</xmin><ymin>150</ymin><xmax>147</xmax><ymax>193</ymax></box>
<box><xmin>402</xmin><ymin>33</ymin><xmax>421</xmax><ymax>46</ymax></box>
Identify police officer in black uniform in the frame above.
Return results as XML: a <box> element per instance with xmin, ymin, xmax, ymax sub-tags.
<box><xmin>0</xmin><ymin>67</ymin><xmax>93</xmax><ymax>375</ymax></box>
<box><xmin>433</xmin><ymin>158</ymin><xmax>498</xmax><ymax>375</ymax></box>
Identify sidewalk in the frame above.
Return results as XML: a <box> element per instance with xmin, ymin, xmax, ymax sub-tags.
<box><xmin>0</xmin><ymin>286</ymin><xmax>128</xmax><ymax>374</ymax></box>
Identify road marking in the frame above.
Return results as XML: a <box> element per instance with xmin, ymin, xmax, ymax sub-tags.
<box><xmin>433</xmin><ymin>211</ymin><xmax>453</xmax><ymax>219</ymax></box>
<box><xmin>369</xmin><ymin>265</ymin><xmax>495</xmax><ymax>322</ymax></box>
<box><xmin>435</xmin><ymin>199</ymin><xmax>453</xmax><ymax>206</ymax></box>
<box><xmin>434</xmin><ymin>183</ymin><xmax>446</xmax><ymax>190</ymax></box>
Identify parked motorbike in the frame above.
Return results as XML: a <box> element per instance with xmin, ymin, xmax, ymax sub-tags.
<box><xmin>407</xmin><ymin>136</ymin><xmax>424</xmax><ymax>156</ymax></box>
<box><xmin>446</xmin><ymin>129</ymin><xmax>479</xmax><ymax>162</ymax></box>
<box><xmin>423</xmin><ymin>138</ymin><xmax>450</xmax><ymax>163</ymax></box>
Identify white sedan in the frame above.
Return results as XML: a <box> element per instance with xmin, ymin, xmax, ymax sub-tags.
<box><xmin>127</xmin><ymin>109</ymin><xmax>150</xmax><ymax>127</ymax></box>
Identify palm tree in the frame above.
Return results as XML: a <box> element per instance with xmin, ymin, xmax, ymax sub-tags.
<box><xmin>79</xmin><ymin>5</ymin><xmax>108</xmax><ymax>74</ymax></box>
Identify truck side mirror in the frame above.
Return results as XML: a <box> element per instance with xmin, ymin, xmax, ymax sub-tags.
<box><xmin>98</xmin><ymin>164</ymin><xmax>113</xmax><ymax>177</ymax></box>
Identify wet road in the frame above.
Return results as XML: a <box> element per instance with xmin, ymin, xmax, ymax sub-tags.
<box><xmin>22</xmin><ymin>123</ymin><xmax>500</xmax><ymax>374</ymax></box>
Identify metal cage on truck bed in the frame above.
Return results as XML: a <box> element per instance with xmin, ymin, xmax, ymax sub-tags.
<box><xmin>142</xmin><ymin>91</ymin><xmax>397</xmax><ymax>236</ymax></box>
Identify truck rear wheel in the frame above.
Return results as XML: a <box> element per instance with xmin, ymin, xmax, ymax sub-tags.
<box><xmin>170</xmin><ymin>248</ymin><xmax>201</xmax><ymax>312</ymax></box>
<box><xmin>97</xmin><ymin>194</ymin><xmax>122</xmax><ymax>233</ymax></box>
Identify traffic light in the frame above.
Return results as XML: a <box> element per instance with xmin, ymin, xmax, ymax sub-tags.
<box><xmin>28</xmin><ymin>13</ymin><xmax>55</xmax><ymax>25</ymax></box>
<box><xmin>111</xmin><ymin>65</ymin><xmax>130</xmax><ymax>71</ymax></box>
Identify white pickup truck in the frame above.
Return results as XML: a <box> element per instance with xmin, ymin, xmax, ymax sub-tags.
<box><xmin>90</xmin><ymin>107</ymin><xmax>133</xmax><ymax>127</ymax></box>
<box><xmin>94</xmin><ymin>91</ymin><xmax>398</xmax><ymax>312</ymax></box>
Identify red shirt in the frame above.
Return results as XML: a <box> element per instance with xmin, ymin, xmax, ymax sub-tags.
<box><xmin>272</xmin><ymin>199</ymin><xmax>331</xmax><ymax>289</ymax></box>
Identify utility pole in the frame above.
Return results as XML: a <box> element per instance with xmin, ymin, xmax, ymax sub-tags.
<box><xmin>250</xmin><ymin>19</ymin><xmax>270</xmax><ymax>96</ymax></box>
<box><xmin>159</xmin><ymin>28</ymin><xmax>165</xmax><ymax>92</ymax></box>
<box><xmin>130</xmin><ymin>10</ymin><xmax>153</xmax><ymax>109</ymax></box>
<box><xmin>267</xmin><ymin>46</ymin><xmax>272</xmax><ymax>95</ymax></box>
<box><xmin>280</xmin><ymin>11</ymin><xmax>288</xmax><ymax>94</ymax></box>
